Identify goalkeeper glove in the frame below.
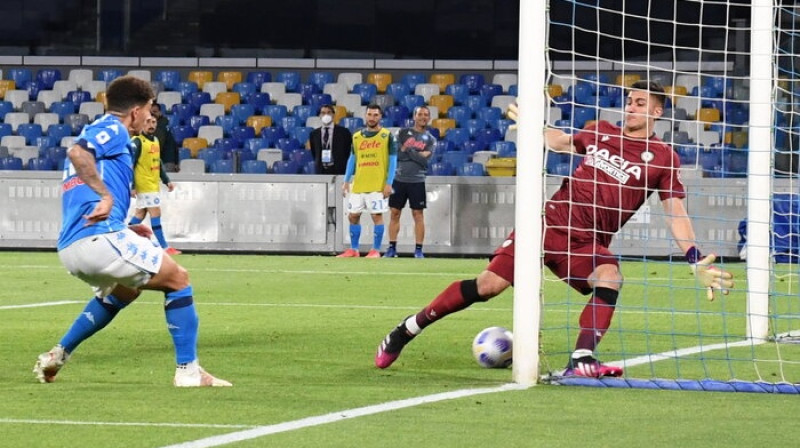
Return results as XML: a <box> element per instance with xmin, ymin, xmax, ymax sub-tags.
<box><xmin>507</xmin><ymin>103</ymin><xmax>518</xmax><ymax>130</ymax></box>
<box><xmin>686</xmin><ymin>247</ymin><xmax>734</xmax><ymax>301</ymax></box>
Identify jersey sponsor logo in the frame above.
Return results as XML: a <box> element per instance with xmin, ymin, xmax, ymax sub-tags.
<box><xmin>62</xmin><ymin>176</ymin><xmax>85</xmax><ymax>192</ymax></box>
<box><xmin>358</xmin><ymin>139</ymin><xmax>383</xmax><ymax>150</ymax></box>
<box><xmin>358</xmin><ymin>161</ymin><xmax>380</xmax><ymax>167</ymax></box>
<box><xmin>584</xmin><ymin>144</ymin><xmax>642</xmax><ymax>183</ymax></box>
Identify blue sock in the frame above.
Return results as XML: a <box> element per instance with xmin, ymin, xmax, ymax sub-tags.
<box><xmin>151</xmin><ymin>216</ymin><xmax>169</xmax><ymax>248</ymax></box>
<box><xmin>164</xmin><ymin>286</ymin><xmax>198</xmax><ymax>365</ymax></box>
<box><xmin>59</xmin><ymin>295</ymin><xmax>128</xmax><ymax>353</ymax></box>
<box><xmin>373</xmin><ymin>224</ymin><xmax>385</xmax><ymax>250</ymax></box>
<box><xmin>129</xmin><ymin>216</ymin><xmax>143</xmax><ymax>225</ymax></box>
<box><xmin>349</xmin><ymin>224</ymin><xmax>361</xmax><ymax>250</ymax></box>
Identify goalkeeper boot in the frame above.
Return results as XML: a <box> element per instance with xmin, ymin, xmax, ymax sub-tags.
<box><xmin>562</xmin><ymin>349</ymin><xmax>623</xmax><ymax>378</ymax></box>
<box><xmin>173</xmin><ymin>360</ymin><xmax>232</xmax><ymax>387</ymax></box>
<box><xmin>33</xmin><ymin>344</ymin><xmax>70</xmax><ymax>383</ymax></box>
<box><xmin>375</xmin><ymin>317</ymin><xmax>416</xmax><ymax>369</ymax></box>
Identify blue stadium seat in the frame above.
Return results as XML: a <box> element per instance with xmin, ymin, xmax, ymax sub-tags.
<box><xmin>446</xmin><ymin>105</ymin><xmax>472</xmax><ymax>128</ymax></box>
<box><xmin>475</xmin><ymin>128</ymin><xmax>503</xmax><ymax>148</ymax></box>
<box><xmin>210</xmin><ymin>159</ymin><xmax>234</xmax><ymax>173</ymax></box>
<box><xmin>457</xmin><ymin>162</ymin><xmax>485</xmax><ymax>176</ymax></box>
<box><xmin>276</xmin><ymin>137</ymin><xmax>302</xmax><ymax>152</ymax></box>
<box><xmin>47</xmin><ymin>124</ymin><xmax>73</xmax><ymax>142</ymax></box>
<box><xmin>188</xmin><ymin>115</ymin><xmax>210</xmax><ymax>133</ymax></box>
<box><xmin>340</xmin><ymin>117</ymin><xmax>364</xmax><ymax>134</ymax></box>
<box><xmin>241</xmin><ymin>159</ymin><xmax>268</xmax><ymax>174</ymax></box>
<box><xmin>23</xmin><ymin>80</ymin><xmax>44</xmax><ymax>101</ymax></box>
<box><xmin>491</xmin><ymin>141</ymin><xmax>517</xmax><ymax>158</ymax></box>
<box><xmin>214</xmin><ymin>115</ymin><xmax>238</xmax><ymax>137</ymax></box>
<box><xmin>246</xmin><ymin>71</ymin><xmax>272</xmax><ymax>89</ymax></box>
<box><xmin>386</xmin><ymin>83</ymin><xmax>411</xmax><ymax>101</ymax></box>
<box><xmin>352</xmin><ymin>83</ymin><xmax>378</xmax><ymax>105</ymax></box>
<box><xmin>247</xmin><ymin>92</ymin><xmax>271</xmax><ymax>110</ymax></box>
<box><xmin>443</xmin><ymin>128</ymin><xmax>470</xmax><ymax>147</ymax></box>
<box><xmin>28</xmin><ymin>156</ymin><xmax>55</xmax><ymax>171</ymax></box>
<box><xmin>479</xmin><ymin>84</ymin><xmax>503</xmax><ymax>102</ymax></box>
<box><xmin>460</xmin><ymin>73</ymin><xmax>486</xmax><ymax>95</ymax></box>
<box><xmin>264</xmin><ymin>104</ymin><xmax>288</xmax><ymax>123</ymax></box>
<box><xmin>308</xmin><ymin>71</ymin><xmax>335</xmax><ymax>92</ymax></box>
<box><xmin>49</xmin><ymin>101</ymin><xmax>76</xmax><ymax>121</ymax></box>
<box><xmin>280</xmin><ymin>116</ymin><xmax>302</xmax><ymax>133</ymax></box>
<box><xmin>299</xmin><ymin>83</ymin><xmax>320</xmax><ymax>105</ymax></box>
<box><xmin>277</xmin><ymin>71</ymin><xmax>301</xmax><ymax>93</ymax></box>
<box><xmin>66</xmin><ymin>90</ymin><xmax>91</xmax><ymax>107</ymax></box>
<box><xmin>508</xmin><ymin>84</ymin><xmax>518</xmax><ymax>97</ymax></box>
<box><xmin>289</xmin><ymin>149</ymin><xmax>314</xmax><ymax>166</ymax></box>
<box><xmin>571</xmin><ymin>107</ymin><xmax>597</xmax><ymax>130</ymax></box>
<box><xmin>213</xmin><ymin>138</ymin><xmax>238</xmax><ymax>154</ymax></box>
<box><xmin>0</xmin><ymin>156</ymin><xmax>24</xmax><ymax>170</ymax></box>
<box><xmin>171</xmin><ymin>103</ymin><xmax>197</xmax><ymax>125</ymax></box>
<box><xmin>0</xmin><ymin>123</ymin><xmax>12</xmax><ymax>139</ymax></box>
<box><xmin>232</xmin><ymin>82</ymin><xmax>257</xmax><ymax>102</ymax></box>
<box><xmin>464</xmin><ymin>118</ymin><xmax>487</xmax><ymax>139</ymax></box>
<box><xmin>433</xmin><ymin>139</ymin><xmax>455</xmax><ymax>157</ymax></box>
<box><xmin>445</xmin><ymin>83</ymin><xmax>469</xmax><ymax>106</ymax></box>
<box><xmin>400</xmin><ymin>73</ymin><xmax>427</xmax><ymax>91</ymax></box>
<box><xmin>155</xmin><ymin>70</ymin><xmax>181</xmax><ymax>91</ymax></box>
<box><xmin>177</xmin><ymin>81</ymin><xmax>199</xmax><ymax>102</ymax></box>
<box><xmin>230</xmin><ymin>103</ymin><xmax>256</xmax><ymax>125</ymax></box>
<box><xmin>97</xmin><ymin>69</ymin><xmax>122</xmax><ymax>83</ymax></box>
<box><xmin>675</xmin><ymin>144</ymin><xmax>699</xmax><ymax>166</ymax></box>
<box><xmin>308</xmin><ymin>93</ymin><xmax>333</xmax><ymax>112</ymax></box>
<box><xmin>36</xmin><ymin>69</ymin><xmax>62</xmax><ymax>90</ymax></box>
<box><xmin>721</xmin><ymin>147</ymin><xmax>748</xmax><ymax>177</ymax></box>
<box><xmin>302</xmin><ymin>160</ymin><xmax>316</xmax><ymax>175</ymax></box>
<box><xmin>476</xmin><ymin>106</ymin><xmax>502</xmax><ymax>123</ymax></box>
<box><xmin>170</xmin><ymin>125</ymin><xmax>195</xmax><ymax>145</ymax></box>
<box><xmin>187</xmin><ymin>91</ymin><xmax>212</xmax><ymax>110</ymax></box>
<box><xmin>292</xmin><ymin>126</ymin><xmax>313</xmax><ymax>145</ymax></box>
<box><xmin>0</xmin><ymin>101</ymin><xmax>13</xmax><ymax>121</ymax></box>
<box><xmin>273</xmin><ymin>160</ymin><xmax>300</xmax><ymax>174</ymax></box>
<box><xmin>17</xmin><ymin>123</ymin><xmax>43</xmax><ymax>145</ymax></box>
<box><xmin>464</xmin><ymin>95</ymin><xmax>488</xmax><ymax>115</ymax></box>
<box><xmin>400</xmin><ymin>94</ymin><xmax>425</xmax><ymax>112</ymax></box>
<box><xmin>292</xmin><ymin>105</ymin><xmax>314</xmax><ymax>125</ymax></box>
<box><xmin>490</xmin><ymin>118</ymin><xmax>515</xmax><ymax>136</ymax></box>
<box><xmin>261</xmin><ymin>126</ymin><xmax>287</xmax><ymax>147</ymax></box>
<box><xmin>178</xmin><ymin>147</ymin><xmax>192</xmax><ymax>161</ymax></box>
<box><xmin>198</xmin><ymin>147</ymin><xmax>222</xmax><ymax>168</ymax></box>
<box><xmin>460</xmin><ymin>140</ymin><xmax>486</xmax><ymax>155</ymax></box>
<box><xmin>34</xmin><ymin>136</ymin><xmax>56</xmax><ymax>151</ymax></box>
<box><xmin>8</xmin><ymin>69</ymin><xmax>32</xmax><ymax>87</ymax></box>
<box><xmin>441</xmin><ymin>151</ymin><xmax>468</xmax><ymax>169</ymax></box>
<box><xmin>428</xmin><ymin>161</ymin><xmax>454</xmax><ymax>176</ymax></box>
<box><xmin>230</xmin><ymin>126</ymin><xmax>256</xmax><ymax>146</ymax></box>
<box><xmin>243</xmin><ymin>137</ymin><xmax>267</xmax><ymax>154</ymax></box>
<box><xmin>384</xmin><ymin>105</ymin><xmax>410</xmax><ymax>126</ymax></box>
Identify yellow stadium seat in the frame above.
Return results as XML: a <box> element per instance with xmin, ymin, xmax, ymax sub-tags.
<box><xmin>429</xmin><ymin>73</ymin><xmax>455</xmax><ymax>93</ymax></box>
<box><xmin>730</xmin><ymin>131</ymin><xmax>748</xmax><ymax>149</ymax></box>
<box><xmin>616</xmin><ymin>74</ymin><xmax>641</xmax><ymax>88</ymax></box>
<box><xmin>334</xmin><ymin>105</ymin><xmax>347</xmax><ymax>124</ymax></box>
<box><xmin>182</xmin><ymin>137</ymin><xmax>209</xmax><ymax>158</ymax></box>
<box><xmin>217</xmin><ymin>71</ymin><xmax>243</xmax><ymax>90</ymax></box>
<box><xmin>428</xmin><ymin>94</ymin><xmax>454</xmax><ymax>117</ymax></box>
<box><xmin>366</xmin><ymin>73</ymin><xmax>392</xmax><ymax>93</ymax></box>
<box><xmin>188</xmin><ymin>71</ymin><xmax>214</xmax><ymax>89</ymax></box>
<box><xmin>696</xmin><ymin>107</ymin><xmax>721</xmax><ymax>127</ymax></box>
<box><xmin>431</xmin><ymin>118</ymin><xmax>456</xmax><ymax>137</ymax></box>
<box><xmin>95</xmin><ymin>91</ymin><xmax>107</xmax><ymax>108</ymax></box>
<box><xmin>246</xmin><ymin>115</ymin><xmax>272</xmax><ymax>136</ymax></box>
<box><xmin>547</xmin><ymin>84</ymin><xmax>563</xmax><ymax>98</ymax></box>
<box><xmin>214</xmin><ymin>92</ymin><xmax>241</xmax><ymax>113</ymax></box>
<box><xmin>0</xmin><ymin>80</ymin><xmax>15</xmax><ymax>99</ymax></box>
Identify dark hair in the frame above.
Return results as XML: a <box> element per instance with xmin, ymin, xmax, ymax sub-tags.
<box><xmin>629</xmin><ymin>80</ymin><xmax>666</xmax><ymax>107</ymax></box>
<box><xmin>320</xmin><ymin>104</ymin><xmax>335</xmax><ymax>114</ymax></box>
<box><xmin>413</xmin><ymin>105</ymin><xmax>430</xmax><ymax>116</ymax></box>
<box><xmin>366</xmin><ymin>103</ymin><xmax>382</xmax><ymax>114</ymax></box>
<box><xmin>105</xmin><ymin>75</ymin><xmax>154</xmax><ymax>113</ymax></box>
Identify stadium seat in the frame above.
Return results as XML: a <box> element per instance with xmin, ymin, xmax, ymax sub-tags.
<box><xmin>278</xmin><ymin>92</ymin><xmax>303</xmax><ymax>111</ymax></box>
<box><xmin>280</xmin><ymin>116</ymin><xmax>302</xmax><ymax>133</ymax></box>
<box><xmin>66</xmin><ymin>90</ymin><xmax>91</xmax><ymax>108</ymax></box>
<box><xmin>445</xmin><ymin>83</ymin><xmax>469</xmax><ymax>106</ymax></box>
<box><xmin>157</xmin><ymin>91</ymin><xmax>183</xmax><ymax>111</ymax></box>
<box><xmin>9</xmin><ymin>145</ymin><xmax>39</xmax><ymax>166</ymax></box>
<box><xmin>261</xmin><ymin>82</ymin><xmax>287</xmax><ymax>103</ymax></box>
<box><xmin>171</xmin><ymin>103</ymin><xmax>197</xmax><ymax>125</ymax></box>
<box><xmin>292</xmin><ymin>104</ymin><xmax>314</xmax><ymax>125</ymax></box>
<box><xmin>230</xmin><ymin>126</ymin><xmax>256</xmax><ymax>146</ymax></box>
<box><xmin>36</xmin><ymin>69</ymin><xmax>62</xmax><ymax>90</ymax></box>
<box><xmin>337</xmin><ymin>72</ymin><xmax>362</xmax><ymax>91</ymax></box>
<box><xmin>460</xmin><ymin>140</ymin><xmax>486</xmax><ymax>155</ymax></box>
<box><xmin>264</xmin><ymin>104</ymin><xmax>289</xmax><ymax>123</ymax></box>
<box><xmin>154</xmin><ymin>70</ymin><xmax>181</xmax><ymax>91</ymax></box>
<box><xmin>21</xmin><ymin>101</ymin><xmax>46</xmax><ymax>119</ymax></box>
<box><xmin>457</xmin><ymin>162</ymin><xmax>485</xmax><ymax>176</ymax></box>
<box><xmin>492</xmin><ymin>74</ymin><xmax>518</xmax><ymax>93</ymax></box>
<box><xmin>429</xmin><ymin>73</ymin><xmax>455</xmax><ymax>93</ymax></box>
<box><xmin>257</xmin><ymin>148</ymin><xmax>284</xmax><ymax>169</ymax></box>
<box><xmin>96</xmin><ymin>68</ymin><xmax>121</xmax><ymax>83</ymax></box>
<box><xmin>217</xmin><ymin>71</ymin><xmax>243</xmax><ymax>90</ymax></box>
<box><xmin>429</xmin><ymin>161</ymin><xmax>454</xmax><ymax>176</ymax></box>
<box><xmin>292</xmin><ymin>126</ymin><xmax>313</xmax><ymax>145</ymax></box>
<box><xmin>366</xmin><ymin>73</ymin><xmax>392</xmax><ymax>93</ymax></box>
<box><xmin>383</xmin><ymin>105</ymin><xmax>410</xmax><ymax>126</ymax></box>
<box><xmin>308</xmin><ymin>71</ymin><xmax>335</xmax><ymax>92</ymax></box>
<box><xmin>428</xmin><ymin>95</ymin><xmax>454</xmax><ymax>118</ymax></box>
<box><xmin>4</xmin><ymin>112</ymin><xmax>30</xmax><ymax>131</ymax></box>
<box><xmin>333</xmin><ymin>105</ymin><xmax>347</xmax><ymax>124</ymax></box>
<box><xmin>28</xmin><ymin>156</ymin><xmax>55</xmax><ymax>171</ymax></box>
<box><xmin>490</xmin><ymin>95</ymin><xmax>516</xmax><ymax>116</ymax></box>
<box><xmin>571</xmin><ymin>107</ymin><xmax>597</xmax><ymax>130</ymax></box>
<box><xmin>198</xmin><ymin>103</ymin><xmax>225</xmax><ymax>123</ymax></box>
<box><xmin>0</xmin><ymin>156</ymin><xmax>23</xmax><ymax>170</ymax></box>
<box><xmin>0</xmin><ymin>80</ymin><xmax>15</xmax><ymax>99</ymax></box>
<box><xmin>230</xmin><ymin>104</ymin><xmax>256</xmax><ymax>125</ymax></box>
<box><xmin>431</xmin><ymin>118</ymin><xmax>457</xmax><ymax>137</ymax></box>
<box><xmin>443</xmin><ymin>128</ymin><xmax>470</xmax><ymax>147</ymax></box>
<box><xmin>179</xmin><ymin>158</ymin><xmax>206</xmax><ymax>174</ymax></box>
<box><xmin>697</xmin><ymin>107</ymin><xmax>721</xmax><ymax>126</ymax></box>
<box><xmin>476</xmin><ymin>106</ymin><xmax>503</xmax><ymax>124</ymax></box>
<box><xmin>127</xmin><ymin>69</ymin><xmax>151</xmax><ymax>82</ymax></box>
<box><xmin>176</xmin><ymin>81</ymin><xmax>199</xmax><ymax>102</ymax></box>
<box><xmin>246</xmin><ymin>115</ymin><xmax>272</xmax><ymax>136</ymax></box>
<box><xmin>492</xmin><ymin>141</ymin><xmax>517</xmax><ymax>158</ymax></box>
<box><xmin>340</xmin><ymin>117</ymin><xmax>364</xmax><ymax>134</ymax></box>
<box><xmin>49</xmin><ymin>100</ymin><xmax>75</xmax><ymax>121</ymax></box>
<box><xmin>188</xmin><ymin>71</ymin><xmax>214</xmax><ymax>89</ymax></box>
<box><xmin>243</xmin><ymin>137</ymin><xmax>267</xmax><ymax>154</ymax></box>
<box><xmin>198</xmin><ymin>125</ymin><xmax>224</xmax><ymax>145</ymax></box>
<box><xmin>261</xmin><ymin>126</ymin><xmax>287</xmax><ymax>147</ymax></box>
<box><xmin>241</xmin><ymin>159</ymin><xmax>268</xmax><ymax>174</ymax></box>
<box><xmin>276</xmin><ymin>71</ymin><xmax>302</xmax><ymax>93</ymax></box>
<box><xmin>276</xmin><ymin>137</ymin><xmax>302</xmax><ymax>152</ymax></box>
<box><xmin>369</xmin><ymin>94</ymin><xmax>394</xmax><ymax>111</ymax></box>
<box><xmin>246</xmin><ymin>92</ymin><xmax>271</xmax><ymax>111</ymax></box>
<box><xmin>65</xmin><ymin>113</ymin><xmax>90</xmax><ymax>134</ymax></box>
<box><xmin>17</xmin><ymin>123</ymin><xmax>43</xmax><ymax>145</ymax></box>
<box><xmin>47</xmin><ymin>124</ymin><xmax>72</xmax><ymax>142</ymax></box>
<box><xmin>232</xmin><ymin>82</ymin><xmax>257</xmax><ymax>102</ymax></box>
<box><xmin>414</xmin><ymin>83</ymin><xmax>440</xmax><ymax>103</ymax></box>
<box><xmin>187</xmin><ymin>91</ymin><xmax>212</xmax><ymax>110</ymax></box>
<box><xmin>188</xmin><ymin>115</ymin><xmax>210</xmax><ymax>133</ymax></box>
<box><xmin>289</xmin><ymin>149</ymin><xmax>314</xmax><ymax>166</ymax></box>
<box><xmin>400</xmin><ymin>73</ymin><xmax>427</xmax><ymax>91</ymax></box>
<box><xmin>0</xmin><ymin>124</ymin><xmax>11</xmax><ymax>139</ymax></box>
<box><xmin>246</xmin><ymin>71</ymin><xmax>272</xmax><ymax>89</ymax></box>
<box><xmin>182</xmin><ymin>137</ymin><xmax>209</xmax><ymax>158</ymax></box>
<box><xmin>272</xmin><ymin>160</ymin><xmax>300</xmax><ymax>174</ymax></box>
<box><xmin>170</xmin><ymin>125</ymin><xmax>196</xmax><ymax>145</ymax></box>
<box><xmin>78</xmin><ymin>102</ymin><xmax>104</xmax><ymax>120</ymax></box>
<box><xmin>1</xmin><ymin>135</ymin><xmax>25</xmax><ymax>148</ymax></box>
<box><xmin>210</xmin><ymin>159</ymin><xmax>234</xmax><ymax>174</ymax></box>
<box><xmin>386</xmin><ymin>83</ymin><xmax>411</xmax><ymax>101</ymax></box>
<box><xmin>5</xmin><ymin>90</ymin><xmax>29</xmax><ymax>110</ymax></box>
<box><xmin>203</xmin><ymin>81</ymin><xmax>229</xmax><ymax>101</ymax></box>
<box><xmin>471</xmin><ymin>150</ymin><xmax>497</xmax><ymax>168</ymax></box>
<box><xmin>7</xmin><ymin>69</ymin><xmax>32</xmax><ymax>88</ymax></box>
<box><xmin>353</xmin><ymin>83</ymin><xmax>378</xmax><ymax>105</ymax></box>
<box><xmin>460</xmin><ymin>74</ymin><xmax>486</xmax><ymax>95</ymax></box>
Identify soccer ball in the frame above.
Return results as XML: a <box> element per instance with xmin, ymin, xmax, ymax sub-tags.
<box><xmin>472</xmin><ymin>326</ymin><xmax>513</xmax><ymax>368</ymax></box>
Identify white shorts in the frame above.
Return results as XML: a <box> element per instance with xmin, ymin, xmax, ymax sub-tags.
<box><xmin>58</xmin><ymin>228</ymin><xmax>164</xmax><ymax>298</ymax></box>
<box><xmin>346</xmin><ymin>191</ymin><xmax>388</xmax><ymax>214</ymax></box>
<box><xmin>135</xmin><ymin>192</ymin><xmax>163</xmax><ymax>209</ymax></box>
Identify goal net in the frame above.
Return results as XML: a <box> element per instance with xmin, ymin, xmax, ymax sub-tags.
<box><xmin>521</xmin><ymin>0</ymin><xmax>800</xmax><ymax>393</ymax></box>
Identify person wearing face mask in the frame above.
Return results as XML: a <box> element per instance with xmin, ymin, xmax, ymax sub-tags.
<box><xmin>308</xmin><ymin>104</ymin><xmax>353</xmax><ymax>175</ymax></box>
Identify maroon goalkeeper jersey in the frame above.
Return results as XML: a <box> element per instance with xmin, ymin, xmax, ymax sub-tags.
<box><xmin>545</xmin><ymin>120</ymin><xmax>685</xmax><ymax>247</ymax></box>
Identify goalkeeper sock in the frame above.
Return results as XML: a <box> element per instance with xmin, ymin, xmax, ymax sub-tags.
<box><xmin>151</xmin><ymin>216</ymin><xmax>169</xmax><ymax>248</ymax></box>
<box><xmin>349</xmin><ymin>224</ymin><xmax>361</xmax><ymax>250</ymax></box>
<box><xmin>60</xmin><ymin>295</ymin><xmax>129</xmax><ymax>353</ymax></box>
<box><xmin>128</xmin><ymin>216</ymin><xmax>143</xmax><ymax>225</ymax></box>
<box><xmin>415</xmin><ymin>279</ymin><xmax>482</xmax><ymax>332</ymax></box>
<box><xmin>373</xmin><ymin>224</ymin><xmax>384</xmax><ymax>250</ymax></box>
<box><xmin>574</xmin><ymin>288</ymin><xmax>618</xmax><ymax>352</ymax></box>
<box><xmin>164</xmin><ymin>286</ymin><xmax>199</xmax><ymax>364</ymax></box>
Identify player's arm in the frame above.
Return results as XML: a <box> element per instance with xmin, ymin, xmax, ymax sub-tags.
<box><xmin>68</xmin><ymin>143</ymin><xmax>112</xmax><ymax>224</ymax></box>
<box><xmin>507</xmin><ymin>103</ymin><xmax>575</xmax><ymax>153</ymax></box>
<box><xmin>662</xmin><ymin>197</ymin><xmax>734</xmax><ymax>301</ymax></box>
<box><xmin>342</xmin><ymin>150</ymin><xmax>356</xmax><ymax>196</ymax></box>
<box><xmin>384</xmin><ymin>134</ymin><xmax>398</xmax><ymax>196</ymax></box>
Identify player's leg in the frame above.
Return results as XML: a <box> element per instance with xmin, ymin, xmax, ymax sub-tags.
<box><xmin>409</xmin><ymin>182</ymin><xmax>427</xmax><ymax>258</ymax></box>
<box><xmin>365</xmin><ymin>192</ymin><xmax>388</xmax><ymax>258</ymax></box>
<box><xmin>143</xmin><ymin>256</ymin><xmax>231</xmax><ymax>387</ymax></box>
<box><xmin>385</xmin><ymin>182</ymin><xmax>407</xmax><ymax>257</ymax></box>
<box><xmin>146</xmin><ymin>205</ymin><xmax>178</xmax><ymax>255</ymax></box>
<box><xmin>375</xmin><ymin>233</ymin><xmax>515</xmax><ymax>368</ymax></box>
<box><xmin>338</xmin><ymin>193</ymin><xmax>364</xmax><ymax>257</ymax></box>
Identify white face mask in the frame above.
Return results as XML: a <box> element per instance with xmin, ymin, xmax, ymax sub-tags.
<box><xmin>320</xmin><ymin>114</ymin><xmax>333</xmax><ymax>125</ymax></box>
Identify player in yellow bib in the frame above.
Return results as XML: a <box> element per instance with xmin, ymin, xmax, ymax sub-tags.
<box><xmin>128</xmin><ymin>116</ymin><xmax>181</xmax><ymax>255</ymax></box>
<box><xmin>337</xmin><ymin>104</ymin><xmax>398</xmax><ymax>258</ymax></box>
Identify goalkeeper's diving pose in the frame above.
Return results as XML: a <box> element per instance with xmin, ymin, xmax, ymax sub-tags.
<box><xmin>374</xmin><ymin>80</ymin><xmax>734</xmax><ymax>377</ymax></box>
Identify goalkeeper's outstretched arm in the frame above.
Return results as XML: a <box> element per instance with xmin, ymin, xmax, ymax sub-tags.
<box><xmin>506</xmin><ymin>103</ymin><xmax>574</xmax><ymax>153</ymax></box>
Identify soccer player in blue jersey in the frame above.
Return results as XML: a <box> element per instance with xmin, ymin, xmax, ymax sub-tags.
<box><xmin>33</xmin><ymin>75</ymin><xmax>231</xmax><ymax>387</ymax></box>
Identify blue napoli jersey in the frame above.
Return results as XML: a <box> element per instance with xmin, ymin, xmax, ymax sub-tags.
<box><xmin>57</xmin><ymin>114</ymin><xmax>135</xmax><ymax>250</ymax></box>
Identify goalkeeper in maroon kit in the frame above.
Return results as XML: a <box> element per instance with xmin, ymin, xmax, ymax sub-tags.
<box><xmin>374</xmin><ymin>80</ymin><xmax>734</xmax><ymax>377</ymax></box>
